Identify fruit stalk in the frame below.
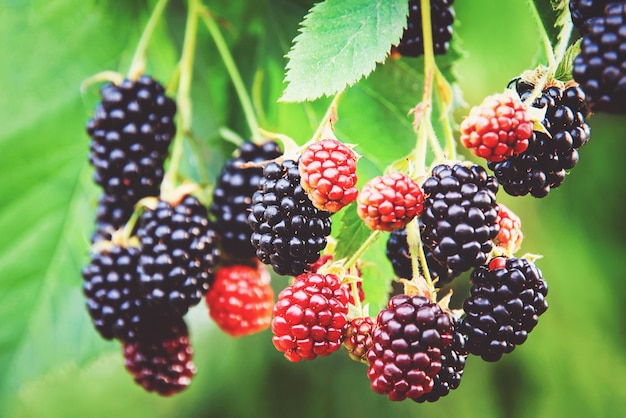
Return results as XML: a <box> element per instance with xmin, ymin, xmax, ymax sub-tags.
<box><xmin>128</xmin><ymin>0</ymin><xmax>171</xmax><ymax>79</ymax></box>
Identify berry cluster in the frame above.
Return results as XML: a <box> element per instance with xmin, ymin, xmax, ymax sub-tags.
<box><xmin>572</xmin><ymin>2</ymin><xmax>626</xmax><ymax>113</ymax></box>
<box><xmin>396</xmin><ymin>0</ymin><xmax>455</xmax><ymax>57</ymax></box>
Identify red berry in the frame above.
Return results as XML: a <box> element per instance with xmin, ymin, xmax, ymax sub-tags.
<box><xmin>206</xmin><ymin>264</ymin><xmax>275</xmax><ymax>337</ymax></box>
<box><xmin>493</xmin><ymin>203</ymin><xmax>523</xmax><ymax>253</ymax></box>
<box><xmin>356</xmin><ymin>173</ymin><xmax>424</xmax><ymax>231</ymax></box>
<box><xmin>299</xmin><ymin>138</ymin><xmax>358</xmax><ymax>212</ymax></box>
<box><xmin>271</xmin><ymin>272</ymin><xmax>349</xmax><ymax>362</ymax></box>
<box><xmin>460</xmin><ymin>92</ymin><xmax>533</xmax><ymax>162</ymax></box>
<box><xmin>309</xmin><ymin>254</ymin><xmax>365</xmax><ymax>305</ymax></box>
<box><xmin>344</xmin><ymin>316</ymin><xmax>376</xmax><ymax>363</ymax></box>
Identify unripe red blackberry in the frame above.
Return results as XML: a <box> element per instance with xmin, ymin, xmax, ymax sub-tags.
<box><xmin>344</xmin><ymin>316</ymin><xmax>376</xmax><ymax>363</ymax></box>
<box><xmin>367</xmin><ymin>294</ymin><xmax>454</xmax><ymax>401</ymax></box>
<box><xmin>460</xmin><ymin>257</ymin><xmax>548</xmax><ymax>362</ymax></box>
<box><xmin>210</xmin><ymin>141</ymin><xmax>282</xmax><ymax>259</ymax></box>
<box><xmin>86</xmin><ymin>75</ymin><xmax>176</xmax><ymax>201</ymax></box>
<box><xmin>138</xmin><ymin>194</ymin><xmax>220</xmax><ymax>315</ymax></box>
<box><xmin>460</xmin><ymin>92</ymin><xmax>532</xmax><ymax>162</ymax></box>
<box><xmin>271</xmin><ymin>272</ymin><xmax>349</xmax><ymax>362</ymax></box>
<box><xmin>248</xmin><ymin>159</ymin><xmax>332</xmax><ymax>276</ymax></box>
<box><xmin>396</xmin><ymin>0</ymin><xmax>455</xmax><ymax>57</ymax></box>
<box><xmin>420</xmin><ymin>163</ymin><xmax>500</xmax><ymax>274</ymax></box>
<box><xmin>123</xmin><ymin>312</ymin><xmax>195</xmax><ymax>396</ymax></box>
<box><xmin>206</xmin><ymin>264</ymin><xmax>274</xmax><ymax>337</ymax></box>
<box><xmin>357</xmin><ymin>173</ymin><xmax>424</xmax><ymax>232</ymax></box>
<box><xmin>299</xmin><ymin>138</ymin><xmax>358</xmax><ymax>213</ymax></box>
<box><xmin>489</xmin><ymin>80</ymin><xmax>591</xmax><ymax>197</ymax></box>
<box><xmin>385</xmin><ymin>227</ymin><xmax>458</xmax><ymax>287</ymax></box>
<box><xmin>81</xmin><ymin>243</ymin><xmax>143</xmax><ymax>341</ymax></box>
<box><xmin>493</xmin><ymin>203</ymin><xmax>523</xmax><ymax>254</ymax></box>
<box><xmin>413</xmin><ymin>320</ymin><xmax>467</xmax><ymax>403</ymax></box>
<box><xmin>573</xmin><ymin>3</ymin><xmax>626</xmax><ymax>113</ymax></box>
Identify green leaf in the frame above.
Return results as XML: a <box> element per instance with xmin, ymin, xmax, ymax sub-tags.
<box><xmin>554</xmin><ymin>38</ymin><xmax>581</xmax><ymax>82</ymax></box>
<box><xmin>280</xmin><ymin>0</ymin><xmax>408</xmax><ymax>102</ymax></box>
<box><xmin>529</xmin><ymin>0</ymin><xmax>570</xmax><ymax>49</ymax></box>
<box><xmin>332</xmin><ymin>203</ymin><xmax>373</xmax><ymax>261</ymax></box>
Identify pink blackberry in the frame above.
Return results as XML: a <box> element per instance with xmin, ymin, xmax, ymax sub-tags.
<box><xmin>367</xmin><ymin>294</ymin><xmax>454</xmax><ymax>401</ymax></box>
<box><xmin>271</xmin><ymin>272</ymin><xmax>349</xmax><ymax>362</ymax></box>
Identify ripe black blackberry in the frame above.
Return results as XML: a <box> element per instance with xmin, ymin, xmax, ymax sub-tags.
<box><xmin>210</xmin><ymin>141</ymin><xmax>282</xmax><ymax>260</ymax></box>
<box><xmin>460</xmin><ymin>257</ymin><xmax>548</xmax><ymax>362</ymax></box>
<box><xmin>420</xmin><ymin>163</ymin><xmax>500</xmax><ymax>274</ymax></box>
<box><xmin>81</xmin><ymin>243</ymin><xmax>143</xmax><ymax>341</ymax></box>
<box><xmin>488</xmin><ymin>80</ymin><xmax>591</xmax><ymax>197</ymax></box>
<box><xmin>413</xmin><ymin>319</ymin><xmax>467</xmax><ymax>403</ymax></box>
<box><xmin>248</xmin><ymin>159</ymin><xmax>332</xmax><ymax>276</ymax></box>
<box><xmin>86</xmin><ymin>75</ymin><xmax>176</xmax><ymax>201</ymax></box>
<box><xmin>123</xmin><ymin>312</ymin><xmax>195</xmax><ymax>396</ymax></box>
<box><xmin>569</xmin><ymin>0</ymin><xmax>611</xmax><ymax>32</ymax></box>
<box><xmin>396</xmin><ymin>0</ymin><xmax>455</xmax><ymax>57</ymax></box>
<box><xmin>92</xmin><ymin>193</ymin><xmax>136</xmax><ymax>243</ymax></box>
<box><xmin>367</xmin><ymin>294</ymin><xmax>454</xmax><ymax>401</ymax></box>
<box><xmin>386</xmin><ymin>227</ymin><xmax>458</xmax><ymax>287</ymax></box>
<box><xmin>138</xmin><ymin>194</ymin><xmax>220</xmax><ymax>315</ymax></box>
<box><xmin>573</xmin><ymin>3</ymin><xmax>626</xmax><ymax>113</ymax></box>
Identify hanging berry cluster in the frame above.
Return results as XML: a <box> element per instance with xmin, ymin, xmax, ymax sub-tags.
<box><xmin>78</xmin><ymin>0</ymin><xmax>614</xmax><ymax>403</ymax></box>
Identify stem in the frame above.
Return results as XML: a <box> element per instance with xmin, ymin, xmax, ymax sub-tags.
<box><xmin>201</xmin><ymin>7</ymin><xmax>262</xmax><ymax>143</ymax></box>
<box><xmin>434</xmin><ymin>67</ymin><xmax>456</xmax><ymax>160</ymax></box>
<box><xmin>526</xmin><ymin>0</ymin><xmax>557</xmax><ymax>69</ymax></box>
<box><xmin>308</xmin><ymin>91</ymin><xmax>345</xmax><ymax>144</ymax></box>
<box><xmin>420</xmin><ymin>0</ymin><xmax>436</xmax><ymax>81</ymax></box>
<box><xmin>344</xmin><ymin>230</ymin><xmax>382</xmax><ymax>271</ymax></box>
<box><xmin>165</xmin><ymin>0</ymin><xmax>200</xmax><ymax>188</ymax></box>
<box><xmin>128</xmin><ymin>0</ymin><xmax>171</xmax><ymax>79</ymax></box>
<box><xmin>406</xmin><ymin>218</ymin><xmax>434</xmax><ymax>290</ymax></box>
<box><xmin>553</xmin><ymin>16</ymin><xmax>574</xmax><ymax>67</ymax></box>
<box><xmin>350</xmin><ymin>281</ymin><xmax>363</xmax><ymax>312</ymax></box>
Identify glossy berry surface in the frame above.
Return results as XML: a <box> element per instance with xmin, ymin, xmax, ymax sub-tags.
<box><xmin>357</xmin><ymin>173</ymin><xmax>424</xmax><ymax>232</ymax></box>
<box><xmin>248</xmin><ymin>159</ymin><xmax>332</xmax><ymax>276</ymax></box>
<box><xmin>460</xmin><ymin>92</ymin><xmax>532</xmax><ymax>162</ymax></box>
<box><xmin>123</xmin><ymin>312</ymin><xmax>195</xmax><ymax>396</ymax></box>
<box><xmin>91</xmin><ymin>193</ymin><xmax>136</xmax><ymax>243</ymax></box>
<box><xmin>420</xmin><ymin>163</ymin><xmax>500</xmax><ymax>274</ymax></box>
<box><xmin>489</xmin><ymin>81</ymin><xmax>591</xmax><ymax>197</ymax></box>
<box><xmin>460</xmin><ymin>257</ymin><xmax>548</xmax><ymax>362</ymax></box>
<box><xmin>299</xmin><ymin>138</ymin><xmax>358</xmax><ymax>213</ymax></box>
<box><xmin>82</xmin><ymin>244</ymin><xmax>143</xmax><ymax>342</ymax></box>
<box><xmin>396</xmin><ymin>0</ymin><xmax>455</xmax><ymax>57</ymax></box>
<box><xmin>86</xmin><ymin>75</ymin><xmax>176</xmax><ymax>201</ymax></box>
<box><xmin>367</xmin><ymin>294</ymin><xmax>454</xmax><ymax>401</ymax></box>
<box><xmin>210</xmin><ymin>141</ymin><xmax>282</xmax><ymax>259</ymax></box>
<box><xmin>573</xmin><ymin>3</ymin><xmax>626</xmax><ymax>113</ymax></box>
<box><xmin>385</xmin><ymin>227</ymin><xmax>458</xmax><ymax>287</ymax></box>
<box><xmin>344</xmin><ymin>316</ymin><xmax>376</xmax><ymax>363</ymax></box>
<box><xmin>206</xmin><ymin>264</ymin><xmax>274</xmax><ymax>337</ymax></box>
<box><xmin>569</xmin><ymin>0</ymin><xmax>612</xmax><ymax>32</ymax></box>
<box><xmin>271</xmin><ymin>272</ymin><xmax>349</xmax><ymax>362</ymax></box>
<box><xmin>138</xmin><ymin>195</ymin><xmax>220</xmax><ymax>315</ymax></box>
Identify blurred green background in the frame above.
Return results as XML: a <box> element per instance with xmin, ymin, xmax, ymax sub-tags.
<box><xmin>1</xmin><ymin>0</ymin><xmax>625</xmax><ymax>417</ymax></box>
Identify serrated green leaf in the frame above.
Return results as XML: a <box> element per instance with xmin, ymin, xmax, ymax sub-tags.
<box><xmin>554</xmin><ymin>38</ymin><xmax>581</xmax><ymax>82</ymax></box>
<box><xmin>332</xmin><ymin>203</ymin><xmax>374</xmax><ymax>261</ymax></box>
<box><xmin>529</xmin><ymin>0</ymin><xmax>570</xmax><ymax>49</ymax></box>
<box><xmin>280</xmin><ymin>0</ymin><xmax>408</xmax><ymax>102</ymax></box>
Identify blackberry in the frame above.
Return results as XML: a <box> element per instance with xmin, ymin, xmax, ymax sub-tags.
<box><xmin>573</xmin><ymin>3</ymin><xmax>626</xmax><ymax>113</ymax></box>
<box><xmin>86</xmin><ymin>75</ymin><xmax>176</xmax><ymax>201</ymax></box>
<box><xmin>210</xmin><ymin>141</ymin><xmax>282</xmax><ymax>259</ymax></box>
<box><xmin>92</xmin><ymin>193</ymin><xmax>136</xmax><ymax>243</ymax></box>
<box><xmin>489</xmin><ymin>81</ymin><xmax>591</xmax><ymax>197</ymax></box>
<box><xmin>248</xmin><ymin>159</ymin><xmax>332</xmax><ymax>276</ymax></box>
<box><xmin>569</xmin><ymin>0</ymin><xmax>612</xmax><ymax>32</ymax></box>
<box><xmin>460</xmin><ymin>257</ymin><xmax>549</xmax><ymax>362</ymax></box>
<box><xmin>420</xmin><ymin>163</ymin><xmax>500</xmax><ymax>274</ymax></box>
<box><xmin>385</xmin><ymin>227</ymin><xmax>458</xmax><ymax>287</ymax></box>
<box><xmin>123</xmin><ymin>312</ymin><xmax>195</xmax><ymax>396</ymax></box>
<box><xmin>413</xmin><ymin>320</ymin><xmax>467</xmax><ymax>403</ymax></box>
<box><xmin>138</xmin><ymin>194</ymin><xmax>220</xmax><ymax>315</ymax></box>
<box><xmin>366</xmin><ymin>294</ymin><xmax>454</xmax><ymax>401</ymax></box>
<box><xmin>81</xmin><ymin>243</ymin><xmax>143</xmax><ymax>341</ymax></box>
<box><xmin>396</xmin><ymin>0</ymin><xmax>455</xmax><ymax>57</ymax></box>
